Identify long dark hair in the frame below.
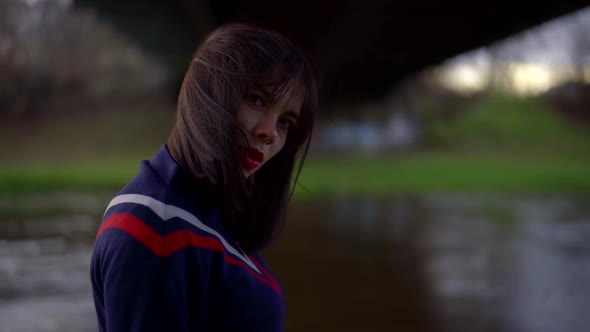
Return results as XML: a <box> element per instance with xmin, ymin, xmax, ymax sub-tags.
<box><xmin>167</xmin><ymin>23</ymin><xmax>319</xmax><ymax>252</ymax></box>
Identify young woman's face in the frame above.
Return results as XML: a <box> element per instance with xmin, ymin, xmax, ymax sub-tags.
<box><xmin>236</xmin><ymin>67</ymin><xmax>304</xmax><ymax>178</ymax></box>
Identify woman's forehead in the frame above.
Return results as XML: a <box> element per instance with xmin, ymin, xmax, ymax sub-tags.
<box><xmin>256</xmin><ymin>66</ymin><xmax>305</xmax><ymax>110</ymax></box>
<box><xmin>258</xmin><ymin>81</ymin><xmax>304</xmax><ymax>112</ymax></box>
<box><xmin>258</xmin><ymin>64</ymin><xmax>289</xmax><ymax>84</ymax></box>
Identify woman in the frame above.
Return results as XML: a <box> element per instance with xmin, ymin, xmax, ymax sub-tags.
<box><xmin>90</xmin><ymin>23</ymin><xmax>319</xmax><ymax>332</ymax></box>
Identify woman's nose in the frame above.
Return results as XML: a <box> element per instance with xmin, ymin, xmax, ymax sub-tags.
<box><xmin>253</xmin><ymin>112</ymin><xmax>278</xmax><ymax>145</ymax></box>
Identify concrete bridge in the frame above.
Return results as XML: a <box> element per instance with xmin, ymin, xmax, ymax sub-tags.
<box><xmin>74</xmin><ymin>0</ymin><xmax>588</xmax><ymax>102</ymax></box>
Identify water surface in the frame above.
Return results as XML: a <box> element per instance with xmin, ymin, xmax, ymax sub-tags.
<box><xmin>1</xmin><ymin>192</ymin><xmax>589</xmax><ymax>332</ymax></box>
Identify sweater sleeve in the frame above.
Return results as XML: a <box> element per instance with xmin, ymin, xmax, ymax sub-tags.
<box><xmin>90</xmin><ymin>222</ymin><xmax>191</xmax><ymax>332</ymax></box>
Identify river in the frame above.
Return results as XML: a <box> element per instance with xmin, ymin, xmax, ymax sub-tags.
<box><xmin>1</xmin><ymin>192</ymin><xmax>589</xmax><ymax>332</ymax></box>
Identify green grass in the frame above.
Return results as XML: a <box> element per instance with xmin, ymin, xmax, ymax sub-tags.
<box><xmin>2</xmin><ymin>94</ymin><xmax>589</xmax><ymax>196</ymax></box>
<box><xmin>424</xmin><ymin>94</ymin><xmax>590</xmax><ymax>154</ymax></box>
<box><xmin>294</xmin><ymin>153</ymin><xmax>590</xmax><ymax>196</ymax></box>
<box><xmin>0</xmin><ymin>160</ymin><xmax>138</xmax><ymax>194</ymax></box>
<box><xmin>2</xmin><ymin>153</ymin><xmax>589</xmax><ymax>196</ymax></box>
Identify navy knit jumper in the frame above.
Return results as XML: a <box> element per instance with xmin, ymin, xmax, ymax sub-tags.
<box><xmin>90</xmin><ymin>144</ymin><xmax>284</xmax><ymax>332</ymax></box>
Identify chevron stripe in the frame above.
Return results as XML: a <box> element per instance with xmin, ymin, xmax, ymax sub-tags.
<box><xmin>96</xmin><ymin>212</ymin><xmax>282</xmax><ymax>296</ymax></box>
<box><xmin>104</xmin><ymin>194</ymin><xmax>261</xmax><ymax>274</ymax></box>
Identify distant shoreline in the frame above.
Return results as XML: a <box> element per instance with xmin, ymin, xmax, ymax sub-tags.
<box><xmin>2</xmin><ymin>153</ymin><xmax>589</xmax><ymax>196</ymax></box>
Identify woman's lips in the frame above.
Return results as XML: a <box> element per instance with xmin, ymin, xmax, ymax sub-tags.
<box><xmin>242</xmin><ymin>147</ymin><xmax>264</xmax><ymax>169</ymax></box>
<box><xmin>248</xmin><ymin>147</ymin><xmax>264</xmax><ymax>162</ymax></box>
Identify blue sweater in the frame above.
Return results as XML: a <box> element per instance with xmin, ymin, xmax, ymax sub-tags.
<box><xmin>90</xmin><ymin>145</ymin><xmax>285</xmax><ymax>332</ymax></box>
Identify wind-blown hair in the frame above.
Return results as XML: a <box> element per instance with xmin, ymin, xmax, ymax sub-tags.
<box><xmin>167</xmin><ymin>23</ymin><xmax>319</xmax><ymax>252</ymax></box>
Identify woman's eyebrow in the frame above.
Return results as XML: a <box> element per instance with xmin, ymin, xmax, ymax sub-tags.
<box><xmin>253</xmin><ymin>86</ymin><xmax>272</xmax><ymax>99</ymax></box>
<box><xmin>283</xmin><ymin>110</ymin><xmax>299</xmax><ymax>120</ymax></box>
<box><xmin>255</xmin><ymin>84</ymin><xmax>301</xmax><ymax>113</ymax></box>
<box><xmin>258</xmin><ymin>84</ymin><xmax>291</xmax><ymax>101</ymax></box>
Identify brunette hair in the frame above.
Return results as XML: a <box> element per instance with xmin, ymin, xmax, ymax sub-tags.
<box><xmin>167</xmin><ymin>23</ymin><xmax>319</xmax><ymax>252</ymax></box>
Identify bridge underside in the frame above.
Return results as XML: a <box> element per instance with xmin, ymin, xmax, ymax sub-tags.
<box><xmin>75</xmin><ymin>0</ymin><xmax>588</xmax><ymax>102</ymax></box>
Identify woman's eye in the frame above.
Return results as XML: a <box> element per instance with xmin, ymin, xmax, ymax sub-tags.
<box><xmin>246</xmin><ymin>94</ymin><xmax>265</xmax><ymax>108</ymax></box>
<box><xmin>279</xmin><ymin>118</ymin><xmax>295</xmax><ymax>130</ymax></box>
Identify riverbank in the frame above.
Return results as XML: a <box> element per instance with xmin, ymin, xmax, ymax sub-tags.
<box><xmin>2</xmin><ymin>153</ymin><xmax>589</xmax><ymax>196</ymax></box>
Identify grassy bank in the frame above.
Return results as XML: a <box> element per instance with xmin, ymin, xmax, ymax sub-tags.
<box><xmin>2</xmin><ymin>94</ymin><xmax>589</xmax><ymax>196</ymax></box>
<box><xmin>296</xmin><ymin>153</ymin><xmax>590</xmax><ymax>195</ymax></box>
<box><xmin>2</xmin><ymin>153</ymin><xmax>589</xmax><ymax>196</ymax></box>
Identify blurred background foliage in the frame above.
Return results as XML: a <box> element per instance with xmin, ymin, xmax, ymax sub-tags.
<box><xmin>1</xmin><ymin>0</ymin><xmax>589</xmax><ymax>193</ymax></box>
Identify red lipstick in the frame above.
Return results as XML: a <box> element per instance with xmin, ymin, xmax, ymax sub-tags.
<box><xmin>242</xmin><ymin>147</ymin><xmax>264</xmax><ymax>169</ymax></box>
<box><xmin>248</xmin><ymin>147</ymin><xmax>264</xmax><ymax>162</ymax></box>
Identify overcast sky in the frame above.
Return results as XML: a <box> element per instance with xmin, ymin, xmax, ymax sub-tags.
<box><xmin>449</xmin><ymin>6</ymin><xmax>590</xmax><ymax>66</ymax></box>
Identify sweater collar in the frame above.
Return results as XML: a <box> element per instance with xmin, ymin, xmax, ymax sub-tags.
<box><xmin>148</xmin><ymin>144</ymin><xmax>220</xmax><ymax>199</ymax></box>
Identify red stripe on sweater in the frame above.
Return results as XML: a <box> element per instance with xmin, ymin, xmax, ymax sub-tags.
<box><xmin>97</xmin><ymin>212</ymin><xmax>283</xmax><ymax>297</ymax></box>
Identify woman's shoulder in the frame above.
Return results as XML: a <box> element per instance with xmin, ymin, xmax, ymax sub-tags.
<box><xmin>97</xmin><ymin>164</ymin><xmax>228</xmax><ymax>250</ymax></box>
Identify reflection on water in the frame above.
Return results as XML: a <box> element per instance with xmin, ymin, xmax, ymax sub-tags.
<box><xmin>0</xmin><ymin>238</ymin><xmax>96</xmax><ymax>332</ymax></box>
<box><xmin>1</xmin><ymin>192</ymin><xmax>589</xmax><ymax>331</ymax></box>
